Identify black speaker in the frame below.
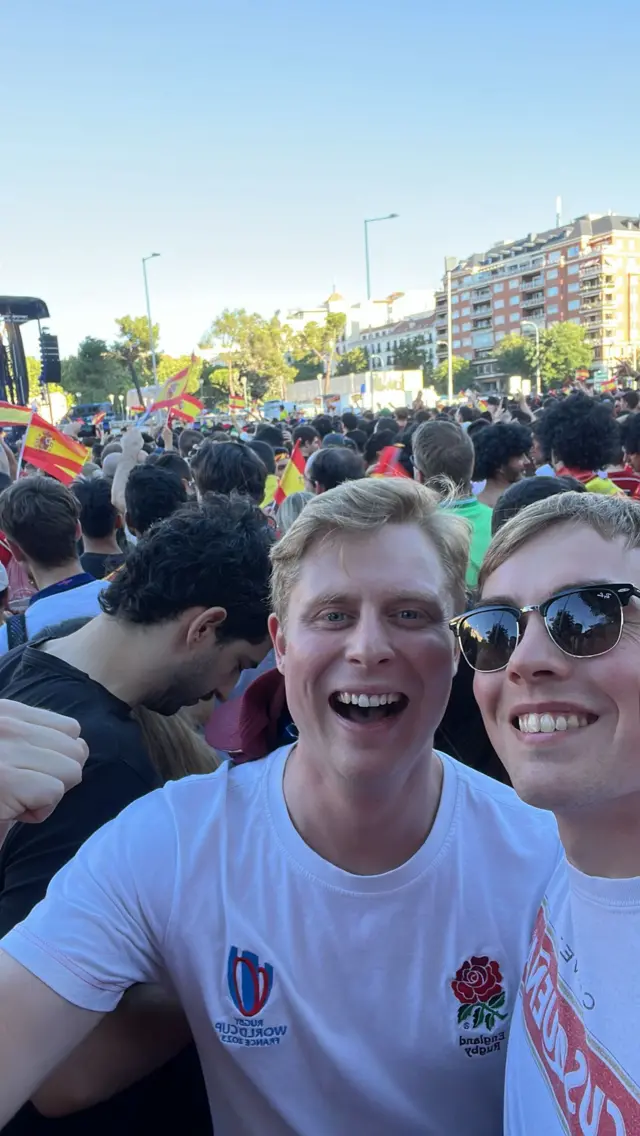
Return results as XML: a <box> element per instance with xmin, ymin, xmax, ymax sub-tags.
<box><xmin>39</xmin><ymin>331</ymin><xmax>61</xmax><ymax>385</ymax></box>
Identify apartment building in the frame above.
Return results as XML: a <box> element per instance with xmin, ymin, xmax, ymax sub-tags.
<box><xmin>341</xmin><ymin>310</ymin><xmax>437</xmax><ymax>370</ymax></box>
<box><xmin>434</xmin><ymin>213</ymin><xmax>640</xmax><ymax>387</ymax></box>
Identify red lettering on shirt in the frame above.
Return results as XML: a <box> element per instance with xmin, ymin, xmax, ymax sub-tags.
<box><xmin>522</xmin><ymin>905</ymin><xmax>640</xmax><ymax>1135</ymax></box>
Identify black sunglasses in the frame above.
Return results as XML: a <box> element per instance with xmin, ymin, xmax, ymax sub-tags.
<box><xmin>450</xmin><ymin>583</ymin><xmax>640</xmax><ymax>673</ymax></box>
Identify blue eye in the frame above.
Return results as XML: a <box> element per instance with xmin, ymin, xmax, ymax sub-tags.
<box><xmin>324</xmin><ymin>611</ymin><xmax>346</xmax><ymax>623</ymax></box>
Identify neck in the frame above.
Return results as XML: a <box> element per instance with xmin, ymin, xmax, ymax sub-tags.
<box><xmin>478</xmin><ymin>478</ymin><xmax>507</xmax><ymax>507</ymax></box>
<box><xmin>82</xmin><ymin>534</ymin><xmax>121</xmax><ymax>555</ymax></box>
<box><xmin>41</xmin><ymin>614</ymin><xmax>163</xmax><ymax>706</ymax></box>
<box><xmin>558</xmin><ymin>793</ymin><xmax>640</xmax><ymax>878</ymax></box>
<box><xmin>31</xmin><ymin>558</ymin><xmax>84</xmax><ymax>593</ymax></box>
<box><xmin>283</xmin><ymin>741</ymin><xmax>443</xmax><ymax>874</ymax></box>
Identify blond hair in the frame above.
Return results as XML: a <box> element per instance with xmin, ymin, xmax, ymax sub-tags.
<box><xmin>479</xmin><ymin>491</ymin><xmax>640</xmax><ymax>590</ymax></box>
<box><xmin>270</xmin><ymin>477</ymin><xmax>470</xmax><ymax>623</ymax></box>
<box><xmin>133</xmin><ymin>706</ymin><xmax>220</xmax><ymax>780</ymax></box>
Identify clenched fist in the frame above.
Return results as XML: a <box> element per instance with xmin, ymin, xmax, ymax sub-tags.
<box><xmin>0</xmin><ymin>701</ymin><xmax>88</xmax><ymax>825</ymax></box>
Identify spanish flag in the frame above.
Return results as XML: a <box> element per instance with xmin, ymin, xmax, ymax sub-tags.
<box><xmin>229</xmin><ymin>393</ymin><xmax>246</xmax><ymax>413</ymax></box>
<box><xmin>92</xmin><ymin>410</ymin><xmax>106</xmax><ymax>426</ymax></box>
<box><xmin>168</xmin><ymin>394</ymin><xmax>203</xmax><ymax>424</ymax></box>
<box><xmin>0</xmin><ymin>402</ymin><xmax>33</xmax><ymax>428</ymax></box>
<box><xmin>22</xmin><ymin>416</ymin><xmax>88</xmax><ymax>484</ymax></box>
<box><xmin>369</xmin><ymin>445</ymin><xmax>410</xmax><ymax>479</ymax></box>
<box><xmin>273</xmin><ymin>441</ymin><xmax>306</xmax><ymax>506</ymax></box>
<box><xmin>148</xmin><ymin>356</ymin><xmax>198</xmax><ymax>413</ymax></box>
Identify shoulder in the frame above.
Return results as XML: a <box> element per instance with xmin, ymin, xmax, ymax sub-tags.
<box><xmin>26</xmin><ymin>582</ymin><xmax>106</xmax><ymax>633</ymax></box>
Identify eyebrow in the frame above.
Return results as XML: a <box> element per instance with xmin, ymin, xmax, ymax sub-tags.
<box><xmin>303</xmin><ymin>589</ymin><xmax>446</xmax><ymax>614</ymax></box>
<box><xmin>480</xmin><ymin>578</ymin><xmax>620</xmax><ymax>606</ymax></box>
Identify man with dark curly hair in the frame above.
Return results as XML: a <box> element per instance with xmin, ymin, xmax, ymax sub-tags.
<box><xmin>471</xmin><ymin>422</ymin><xmax>532</xmax><ymax>509</ymax></box>
<box><xmin>534</xmin><ymin>392</ymin><xmax>622</xmax><ymax>495</ymax></box>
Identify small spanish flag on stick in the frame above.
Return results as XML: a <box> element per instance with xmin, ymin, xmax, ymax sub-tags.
<box><xmin>369</xmin><ymin>445</ymin><xmax>410</xmax><ymax>479</ymax></box>
<box><xmin>168</xmin><ymin>394</ymin><xmax>204</xmax><ymax>424</ymax></box>
<box><xmin>19</xmin><ymin>415</ymin><xmax>88</xmax><ymax>484</ymax></box>
<box><xmin>0</xmin><ymin>402</ymin><xmax>33</xmax><ymax>428</ymax></box>
<box><xmin>273</xmin><ymin>441</ymin><xmax>306</xmax><ymax>506</ymax></box>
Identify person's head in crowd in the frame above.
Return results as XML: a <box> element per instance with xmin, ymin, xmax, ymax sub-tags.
<box><xmin>621</xmin><ymin>389</ymin><xmax>639</xmax><ymax>414</ymax></box>
<box><xmin>472</xmin><ymin>492</ymin><xmax>640</xmax><ymax>828</ymax></box>
<box><xmin>304</xmin><ymin>447</ymin><xmax>365</xmax><ymax>494</ymax></box>
<box><xmin>530</xmin><ymin>417</ymin><xmax>551</xmax><ymax>469</ymax></box>
<box><xmin>151</xmin><ymin>451</ymin><xmax>192</xmax><ymax>493</ymax></box>
<box><xmin>101</xmin><ymin>452</ymin><xmax>122</xmax><ymax>479</ymax></box>
<box><xmin>536</xmin><ymin>392</ymin><xmax>619</xmax><ymax>474</ymax></box>
<box><xmin>277</xmin><ymin>490</ymin><xmax>314</xmax><ymax>535</ymax></box>
<box><xmin>89</xmin><ymin>497</ymin><xmax>273</xmax><ymax>712</ymax></box>
<box><xmin>0</xmin><ymin>477</ymin><xmax>82</xmax><ymax>588</ymax></box>
<box><xmin>395</xmin><ymin>407</ymin><xmax>410</xmax><ymax>429</ymax></box>
<box><xmin>509</xmin><ymin>408</ymin><xmax>534</xmax><ymax>427</ymax></box>
<box><xmin>621</xmin><ymin>413</ymin><xmax>640</xmax><ymax>473</ymax></box>
<box><xmin>412</xmin><ymin>420</ymin><xmax>475</xmax><ymax>497</ymax></box>
<box><xmin>255</xmin><ymin>423</ymin><xmax>284</xmax><ymax>448</ymax></box>
<box><xmin>190</xmin><ymin>440</ymin><xmax>267</xmax><ymax>505</ymax></box>
<box><xmin>292</xmin><ymin>424</ymin><xmax>320</xmax><ymax>459</ymax></box>
<box><xmin>364</xmin><ymin>429</ymin><xmax>396</xmax><ymax>469</ymax></box>
<box><xmin>341</xmin><ymin>411</ymin><xmax>358</xmax><ymax>433</ymax></box>
<box><xmin>177</xmin><ymin>427</ymin><xmax>201</xmax><ymax>458</ymax></box>
<box><xmin>375</xmin><ymin>416</ymin><xmax>400</xmax><ymax>436</ymax></box>
<box><xmin>466</xmin><ymin>417</ymin><xmax>490</xmax><ymax>441</ymax></box>
<box><xmin>456</xmin><ymin>405</ymin><xmax>477</xmax><ymax>425</ymax></box>
<box><xmin>345</xmin><ymin>427</ymin><xmax>367</xmax><ymax>454</ymax></box>
<box><xmin>472</xmin><ymin>422</ymin><xmax>532</xmax><ymax>499</ymax></box>
<box><xmin>491</xmin><ymin>475</ymin><xmax>587</xmax><ymax>534</ymax></box>
<box><xmin>312</xmin><ymin>414</ymin><xmax>334</xmax><ymax>440</ymax></box>
<box><xmin>247</xmin><ymin>439</ymin><xmax>276</xmax><ymax>476</ymax></box>
<box><xmin>485</xmin><ymin>394</ymin><xmax>501</xmax><ymax>418</ymax></box>
<box><xmin>72</xmin><ymin>477</ymin><xmax>122</xmax><ymax>552</ymax></box>
<box><xmin>91</xmin><ymin>443</ymin><xmax>104</xmax><ymax>466</ymax></box>
<box><xmin>269</xmin><ymin>478</ymin><xmax>469</xmax><ymax>772</ymax></box>
<box><xmin>101</xmin><ymin>441</ymin><xmax>123</xmax><ymax>459</ymax></box>
<box><xmin>322</xmin><ymin>432</ymin><xmax>348</xmax><ymax>448</ymax></box>
<box><xmin>124</xmin><ymin>465</ymin><xmax>187</xmax><ymax>538</ymax></box>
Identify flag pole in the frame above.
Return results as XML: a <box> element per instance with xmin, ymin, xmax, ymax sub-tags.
<box><xmin>15</xmin><ymin>410</ymin><xmax>35</xmax><ymax>480</ymax></box>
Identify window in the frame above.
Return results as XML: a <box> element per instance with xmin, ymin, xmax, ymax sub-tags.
<box><xmin>453</xmin><ymin>339</ymin><xmax>461</xmax><ymax>349</ymax></box>
<box><xmin>495</xmin><ymin>315</ymin><xmax>505</xmax><ymax>325</ymax></box>
<box><xmin>494</xmin><ymin>299</ymin><xmax>504</xmax><ymax>310</ymax></box>
<box><xmin>509</xmin><ymin>279</ymin><xmax>519</xmax><ymax>290</ymax></box>
<box><xmin>568</xmin><ymin>282</ymin><xmax>580</xmax><ymax>293</ymax></box>
<box><xmin>567</xmin><ymin>264</ymin><xmax>579</xmax><ymax>275</ymax></box>
<box><xmin>462</xmin><ymin>322</ymin><xmax>472</xmax><ymax>331</ymax></box>
<box><xmin>568</xmin><ymin>300</ymin><xmax>580</xmax><ymax>311</ymax></box>
<box><xmin>548</xmin><ymin>251</ymin><xmax>561</xmax><ymax>264</ymax></box>
<box><xmin>510</xmin><ymin>295</ymin><xmax>520</xmax><ymax>306</ymax></box>
<box><xmin>547</xmin><ymin>269</ymin><xmax>558</xmax><ymax>280</ymax></box>
<box><xmin>462</xmin><ymin>306</ymin><xmax>471</xmax><ymax>316</ymax></box>
<box><xmin>463</xmin><ymin>337</ymin><xmax>472</xmax><ymax>346</ymax></box>
<box><xmin>452</xmin><ymin>295</ymin><xmax>459</xmax><ymax>304</ymax></box>
<box><xmin>493</xmin><ymin>283</ymin><xmax>503</xmax><ymax>293</ymax></box>
<box><xmin>510</xmin><ymin>312</ymin><xmax>520</xmax><ymax>322</ymax></box>
<box><xmin>547</xmin><ymin>286</ymin><xmax>559</xmax><ymax>297</ymax></box>
<box><xmin>461</xmin><ymin>291</ymin><xmax>470</xmax><ymax>300</ymax></box>
<box><xmin>547</xmin><ymin>304</ymin><xmax>559</xmax><ymax>315</ymax></box>
<box><xmin>567</xmin><ymin>245</ymin><xmax>579</xmax><ymax>257</ymax></box>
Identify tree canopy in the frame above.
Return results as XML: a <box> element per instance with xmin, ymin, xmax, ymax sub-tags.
<box><xmin>494</xmin><ymin>333</ymin><xmax>536</xmax><ymax>383</ymax></box>
<box><xmin>336</xmin><ymin>347</ymin><xmax>368</xmax><ymax>376</ymax></box>
<box><xmin>199</xmin><ymin>309</ymin><xmax>295</xmax><ymax>401</ymax></box>
<box><xmin>60</xmin><ymin>337</ymin><xmax>130</xmax><ymax>405</ymax></box>
<box><xmin>433</xmin><ymin>355</ymin><xmax>474</xmax><ymax>394</ymax></box>
<box><xmin>292</xmin><ymin>313</ymin><xmax>346</xmax><ymax>391</ymax></box>
<box><xmin>539</xmin><ymin>322</ymin><xmax>593</xmax><ymax>387</ymax></box>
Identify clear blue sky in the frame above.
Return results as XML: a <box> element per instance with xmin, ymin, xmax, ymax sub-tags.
<box><xmin>3</xmin><ymin>0</ymin><xmax>639</xmax><ymax>359</ymax></box>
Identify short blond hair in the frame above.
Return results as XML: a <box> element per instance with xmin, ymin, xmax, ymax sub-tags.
<box><xmin>479</xmin><ymin>491</ymin><xmax>640</xmax><ymax>590</ymax></box>
<box><xmin>270</xmin><ymin>477</ymin><xmax>470</xmax><ymax>623</ymax></box>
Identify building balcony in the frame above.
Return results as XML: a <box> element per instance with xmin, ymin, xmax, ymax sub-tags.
<box><xmin>471</xmin><ymin>287</ymin><xmax>491</xmax><ymax>300</ymax></box>
<box><xmin>581</xmin><ymin>296</ymin><xmax>616</xmax><ymax>310</ymax></box>
<box><xmin>472</xmin><ymin>303</ymin><xmax>492</xmax><ymax>315</ymax></box>
<box><xmin>521</xmin><ymin>275</ymin><xmax>545</xmax><ymax>289</ymax></box>
<box><xmin>521</xmin><ymin>292</ymin><xmax>545</xmax><ymax>307</ymax></box>
<box><xmin>580</xmin><ymin>261</ymin><xmax>605</xmax><ymax>279</ymax></box>
<box><xmin>580</xmin><ymin>278</ymin><xmax>615</xmax><ymax>297</ymax></box>
<box><xmin>472</xmin><ymin>318</ymin><xmax>492</xmax><ymax>330</ymax></box>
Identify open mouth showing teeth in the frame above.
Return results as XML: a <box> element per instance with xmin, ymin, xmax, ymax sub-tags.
<box><xmin>513</xmin><ymin>711</ymin><xmax>598</xmax><ymax>734</ymax></box>
<box><xmin>330</xmin><ymin>692</ymin><xmax>409</xmax><ymax>724</ymax></box>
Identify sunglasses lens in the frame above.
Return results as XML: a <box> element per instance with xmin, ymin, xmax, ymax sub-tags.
<box><xmin>458</xmin><ymin>609</ymin><xmax>520</xmax><ymax>672</ymax></box>
<box><xmin>545</xmin><ymin>588</ymin><xmax>622</xmax><ymax>657</ymax></box>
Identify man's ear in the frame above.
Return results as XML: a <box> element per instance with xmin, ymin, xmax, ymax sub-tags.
<box><xmin>185</xmin><ymin>606</ymin><xmax>227</xmax><ymax>648</ymax></box>
<box><xmin>268</xmin><ymin>613</ymin><xmax>286</xmax><ymax>674</ymax></box>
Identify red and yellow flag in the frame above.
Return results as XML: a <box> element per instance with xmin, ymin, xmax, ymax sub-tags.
<box><xmin>229</xmin><ymin>393</ymin><xmax>246</xmax><ymax>413</ymax></box>
<box><xmin>22</xmin><ymin>416</ymin><xmax>88</xmax><ymax>484</ymax></box>
<box><xmin>168</xmin><ymin>394</ymin><xmax>204</xmax><ymax>424</ymax></box>
<box><xmin>600</xmin><ymin>377</ymin><xmax>616</xmax><ymax>393</ymax></box>
<box><xmin>369</xmin><ymin>445</ymin><xmax>410</xmax><ymax>479</ymax></box>
<box><xmin>273</xmin><ymin>441</ymin><xmax>306</xmax><ymax>506</ymax></box>
<box><xmin>92</xmin><ymin>410</ymin><xmax>106</xmax><ymax>426</ymax></box>
<box><xmin>0</xmin><ymin>402</ymin><xmax>33</xmax><ymax>428</ymax></box>
<box><xmin>147</xmin><ymin>357</ymin><xmax>198</xmax><ymax>413</ymax></box>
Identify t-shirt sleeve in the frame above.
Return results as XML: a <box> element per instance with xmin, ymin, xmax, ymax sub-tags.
<box><xmin>0</xmin><ymin>787</ymin><xmax>178</xmax><ymax>1013</ymax></box>
<box><xmin>0</xmin><ymin>757</ymin><xmax>155</xmax><ymax>939</ymax></box>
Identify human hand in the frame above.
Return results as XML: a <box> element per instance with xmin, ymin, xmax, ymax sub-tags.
<box><xmin>121</xmin><ymin>428</ymin><xmax>144</xmax><ymax>461</ymax></box>
<box><xmin>161</xmin><ymin>426</ymin><xmax>174</xmax><ymax>451</ymax></box>
<box><xmin>0</xmin><ymin>701</ymin><xmax>88</xmax><ymax>824</ymax></box>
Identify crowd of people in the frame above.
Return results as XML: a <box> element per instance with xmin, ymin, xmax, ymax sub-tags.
<box><xmin>0</xmin><ymin>381</ymin><xmax>638</xmax><ymax>1133</ymax></box>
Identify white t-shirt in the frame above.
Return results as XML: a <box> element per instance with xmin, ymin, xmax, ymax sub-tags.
<box><xmin>505</xmin><ymin>857</ymin><xmax>640</xmax><ymax>1133</ymax></box>
<box><xmin>0</xmin><ymin>578</ymin><xmax>105</xmax><ymax>655</ymax></box>
<box><xmin>2</xmin><ymin>747</ymin><xmax>560</xmax><ymax>1136</ymax></box>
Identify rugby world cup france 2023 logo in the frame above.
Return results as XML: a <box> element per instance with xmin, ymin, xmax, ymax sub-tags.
<box><xmin>227</xmin><ymin>947</ymin><xmax>274</xmax><ymax>1018</ymax></box>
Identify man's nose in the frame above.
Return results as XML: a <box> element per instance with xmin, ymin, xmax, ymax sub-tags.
<box><xmin>345</xmin><ymin>611</ymin><xmax>393</xmax><ymax>666</ymax></box>
<box><xmin>506</xmin><ymin>613</ymin><xmax>574</xmax><ymax>684</ymax></box>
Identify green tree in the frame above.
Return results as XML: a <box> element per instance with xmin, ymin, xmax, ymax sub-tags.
<box><xmin>200</xmin><ymin>309</ymin><xmax>294</xmax><ymax>401</ymax></box>
<box><xmin>112</xmin><ymin>315</ymin><xmax>160</xmax><ymax>405</ymax></box>
<box><xmin>292</xmin><ymin>313</ymin><xmax>346</xmax><ymax>393</ymax></box>
<box><xmin>60</xmin><ymin>337</ymin><xmax>129</xmax><ymax>405</ymax></box>
<box><xmin>393</xmin><ymin>335</ymin><xmax>428</xmax><ymax>372</ymax></box>
<box><xmin>494</xmin><ymin>333</ymin><xmax>536</xmax><ymax>383</ymax></box>
<box><xmin>433</xmin><ymin>355</ymin><xmax>475</xmax><ymax>396</ymax></box>
<box><xmin>336</xmin><ymin>347</ymin><xmax>369</xmax><ymax>376</ymax></box>
<box><xmin>539</xmin><ymin>322</ymin><xmax>593</xmax><ymax>388</ymax></box>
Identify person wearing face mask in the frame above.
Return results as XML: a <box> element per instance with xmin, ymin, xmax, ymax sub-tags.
<box><xmin>453</xmin><ymin>492</ymin><xmax>640</xmax><ymax>1133</ymax></box>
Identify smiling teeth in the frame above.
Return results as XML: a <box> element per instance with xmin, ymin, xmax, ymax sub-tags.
<box><xmin>518</xmin><ymin>712</ymin><xmax>590</xmax><ymax>734</ymax></box>
<box><xmin>337</xmin><ymin>692</ymin><xmax>401</xmax><ymax>707</ymax></box>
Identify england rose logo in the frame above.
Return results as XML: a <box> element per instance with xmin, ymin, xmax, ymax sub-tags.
<box><xmin>451</xmin><ymin>955</ymin><xmax>508</xmax><ymax>1030</ymax></box>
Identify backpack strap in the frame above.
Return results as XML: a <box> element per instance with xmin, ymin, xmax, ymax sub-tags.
<box><xmin>5</xmin><ymin>612</ymin><xmax>28</xmax><ymax>651</ymax></box>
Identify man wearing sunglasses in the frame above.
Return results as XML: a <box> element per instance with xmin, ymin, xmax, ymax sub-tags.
<box><xmin>452</xmin><ymin>491</ymin><xmax>640</xmax><ymax>1133</ymax></box>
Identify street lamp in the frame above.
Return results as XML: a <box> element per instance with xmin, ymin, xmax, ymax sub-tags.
<box><xmin>142</xmin><ymin>253</ymin><xmax>161</xmax><ymax>386</ymax></box>
<box><xmin>364</xmin><ymin>214</ymin><xmax>399</xmax><ymax>301</ymax></box>
<box><xmin>521</xmin><ymin>319</ymin><xmax>541</xmax><ymax>396</ymax></box>
<box><xmin>444</xmin><ymin>256</ymin><xmax>458</xmax><ymax>404</ymax></box>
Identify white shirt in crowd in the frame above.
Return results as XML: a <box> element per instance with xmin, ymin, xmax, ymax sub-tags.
<box><xmin>2</xmin><ymin>746</ymin><xmax>560</xmax><ymax>1136</ymax></box>
<box><xmin>0</xmin><ymin>579</ymin><xmax>105</xmax><ymax>655</ymax></box>
<box><xmin>505</xmin><ymin>856</ymin><xmax>640</xmax><ymax>1134</ymax></box>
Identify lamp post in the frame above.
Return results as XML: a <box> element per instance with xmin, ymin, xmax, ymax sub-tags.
<box><xmin>142</xmin><ymin>253</ymin><xmax>161</xmax><ymax>386</ymax></box>
<box><xmin>364</xmin><ymin>214</ymin><xmax>399</xmax><ymax>301</ymax></box>
<box><xmin>521</xmin><ymin>319</ymin><xmax>541</xmax><ymax>396</ymax></box>
<box><xmin>444</xmin><ymin>257</ymin><xmax>458</xmax><ymax>404</ymax></box>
